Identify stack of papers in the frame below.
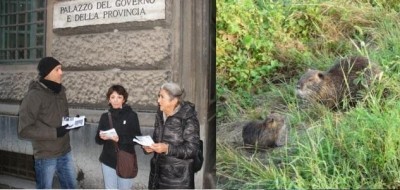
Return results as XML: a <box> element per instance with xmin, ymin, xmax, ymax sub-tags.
<box><xmin>62</xmin><ymin>116</ymin><xmax>85</xmax><ymax>129</ymax></box>
<box><xmin>99</xmin><ymin>128</ymin><xmax>118</xmax><ymax>138</ymax></box>
<box><xmin>133</xmin><ymin>135</ymin><xmax>155</xmax><ymax>146</ymax></box>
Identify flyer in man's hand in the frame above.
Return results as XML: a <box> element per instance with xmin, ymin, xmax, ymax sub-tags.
<box><xmin>133</xmin><ymin>135</ymin><xmax>155</xmax><ymax>146</ymax></box>
<box><xmin>62</xmin><ymin>116</ymin><xmax>85</xmax><ymax>129</ymax></box>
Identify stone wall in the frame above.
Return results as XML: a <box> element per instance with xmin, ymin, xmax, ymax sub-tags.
<box><xmin>53</xmin><ymin>29</ymin><xmax>171</xmax><ymax>70</ymax></box>
<box><xmin>0</xmin><ymin>70</ymin><xmax>168</xmax><ymax>108</ymax></box>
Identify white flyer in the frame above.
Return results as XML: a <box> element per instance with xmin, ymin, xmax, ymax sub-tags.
<box><xmin>62</xmin><ymin>116</ymin><xmax>85</xmax><ymax>129</ymax></box>
<box><xmin>133</xmin><ymin>135</ymin><xmax>155</xmax><ymax>146</ymax></box>
<box><xmin>99</xmin><ymin>128</ymin><xmax>118</xmax><ymax>139</ymax></box>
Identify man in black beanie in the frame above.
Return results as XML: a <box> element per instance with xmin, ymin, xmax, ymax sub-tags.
<box><xmin>18</xmin><ymin>57</ymin><xmax>77</xmax><ymax>189</ymax></box>
<box><xmin>37</xmin><ymin>57</ymin><xmax>61</xmax><ymax>78</ymax></box>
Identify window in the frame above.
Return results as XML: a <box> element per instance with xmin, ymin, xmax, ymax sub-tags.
<box><xmin>0</xmin><ymin>0</ymin><xmax>46</xmax><ymax>64</ymax></box>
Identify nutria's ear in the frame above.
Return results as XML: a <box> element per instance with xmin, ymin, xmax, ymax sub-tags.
<box><xmin>317</xmin><ymin>72</ymin><xmax>324</xmax><ymax>79</ymax></box>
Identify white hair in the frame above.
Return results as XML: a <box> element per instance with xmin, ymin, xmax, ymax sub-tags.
<box><xmin>160</xmin><ymin>82</ymin><xmax>185</xmax><ymax>102</ymax></box>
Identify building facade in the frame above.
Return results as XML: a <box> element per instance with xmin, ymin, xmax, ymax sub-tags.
<box><xmin>0</xmin><ymin>0</ymin><xmax>216</xmax><ymax>188</ymax></box>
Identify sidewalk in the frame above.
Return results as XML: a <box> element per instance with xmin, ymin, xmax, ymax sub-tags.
<box><xmin>0</xmin><ymin>175</ymin><xmax>35</xmax><ymax>189</ymax></box>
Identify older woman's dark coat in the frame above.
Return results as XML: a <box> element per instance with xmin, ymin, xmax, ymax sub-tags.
<box><xmin>148</xmin><ymin>101</ymin><xmax>200</xmax><ymax>189</ymax></box>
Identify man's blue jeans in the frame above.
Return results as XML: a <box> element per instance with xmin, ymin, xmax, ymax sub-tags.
<box><xmin>34</xmin><ymin>151</ymin><xmax>77</xmax><ymax>189</ymax></box>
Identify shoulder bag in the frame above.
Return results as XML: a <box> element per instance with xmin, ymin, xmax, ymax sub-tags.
<box><xmin>182</xmin><ymin>118</ymin><xmax>204</xmax><ymax>173</ymax></box>
<box><xmin>108</xmin><ymin>112</ymin><xmax>138</xmax><ymax>178</ymax></box>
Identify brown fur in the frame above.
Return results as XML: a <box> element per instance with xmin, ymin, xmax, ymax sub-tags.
<box><xmin>296</xmin><ymin>56</ymin><xmax>382</xmax><ymax>109</ymax></box>
<box><xmin>242</xmin><ymin>113</ymin><xmax>288</xmax><ymax>148</ymax></box>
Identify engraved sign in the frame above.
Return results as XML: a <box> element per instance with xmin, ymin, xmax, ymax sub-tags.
<box><xmin>53</xmin><ymin>0</ymin><xmax>165</xmax><ymax>29</ymax></box>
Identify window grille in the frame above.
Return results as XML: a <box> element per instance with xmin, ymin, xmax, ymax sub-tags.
<box><xmin>0</xmin><ymin>0</ymin><xmax>46</xmax><ymax>64</ymax></box>
<box><xmin>0</xmin><ymin>150</ymin><xmax>35</xmax><ymax>181</ymax></box>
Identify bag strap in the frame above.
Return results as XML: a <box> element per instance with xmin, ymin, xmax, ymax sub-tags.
<box><xmin>108</xmin><ymin>112</ymin><xmax>119</xmax><ymax>151</ymax></box>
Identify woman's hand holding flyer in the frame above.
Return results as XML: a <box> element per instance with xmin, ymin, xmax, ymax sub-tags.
<box><xmin>99</xmin><ymin>128</ymin><xmax>118</xmax><ymax>139</ymax></box>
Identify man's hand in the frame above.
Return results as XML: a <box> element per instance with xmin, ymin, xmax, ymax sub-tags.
<box><xmin>56</xmin><ymin>124</ymin><xmax>70</xmax><ymax>137</ymax></box>
<box><xmin>75</xmin><ymin>114</ymin><xmax>87</xmax><ymax>122</ymax></box>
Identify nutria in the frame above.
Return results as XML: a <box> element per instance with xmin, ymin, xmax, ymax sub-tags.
<box><xmin>296</xmin><ymin>56</ymin><xmax>382</xmax><ymax>109</ymax></box>
<box><xmin>242</xmin><ymin>112</ymin><xmax>288</xmax><ymax>148</ymax></box>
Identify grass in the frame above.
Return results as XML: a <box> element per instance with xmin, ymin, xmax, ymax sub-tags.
<box><xmin>217</xmin><ymin>78</ymin><xmax>400</xmax><ymax>189</ymax></box>
<box><xmin>216</xmin><ymin>1</ymin><xmax>400</xmax><ymax>189</ymax></box>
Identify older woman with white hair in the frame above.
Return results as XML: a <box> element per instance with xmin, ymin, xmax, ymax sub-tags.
<box><xmin>143</xmin><ymin>82</ymin><xmax>200</xmax><ymax>189</ymax></box>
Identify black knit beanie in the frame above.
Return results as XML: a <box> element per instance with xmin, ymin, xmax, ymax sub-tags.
<box><xmin>37</xmin><ymin>57</ymin><xmax>61</xmax><ymax>78</ymax></box>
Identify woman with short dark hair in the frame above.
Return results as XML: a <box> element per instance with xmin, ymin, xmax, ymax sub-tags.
<box><xmin>95</xmin><ymin>84</ymin><xmax>142</xmax><ymax>189</ymax></box>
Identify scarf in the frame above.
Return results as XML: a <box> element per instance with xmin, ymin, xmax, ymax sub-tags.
<box><xmin>40</xmin><ymin>78</ymin><xmax>62</xmax><ymax>93</ymax></box>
